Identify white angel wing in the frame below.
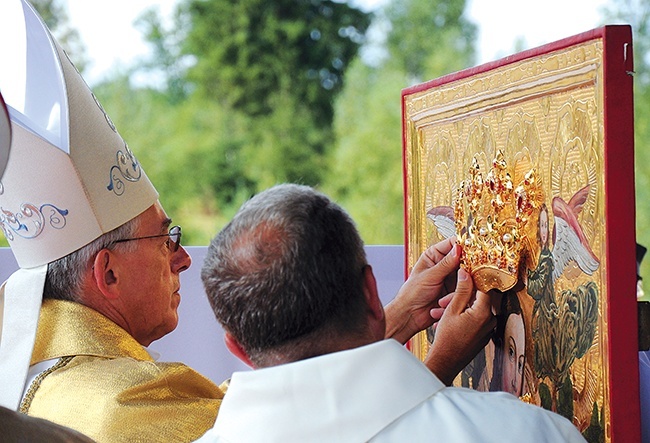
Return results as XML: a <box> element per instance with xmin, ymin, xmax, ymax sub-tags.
<box><xmin>551</xmin><ymin>214</ymin><xmax>600</xmax><ymax>282</ymax></box>
<box><xmin>426</xmin><ymin>206</ymin><xmax>456</xmax><ymax>239</ymax></box>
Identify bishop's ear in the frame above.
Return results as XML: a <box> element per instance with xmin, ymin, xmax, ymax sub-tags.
<box><xmin>92</xmin><ymin>249</ymin><xmax>119</xmax><ymax>298</ymax></box>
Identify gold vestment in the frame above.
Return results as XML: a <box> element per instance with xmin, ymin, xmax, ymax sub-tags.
<box><xmin>22</xmin><ymin>299</ymin><xmax>224</xmax><ymax>443</ymax></box>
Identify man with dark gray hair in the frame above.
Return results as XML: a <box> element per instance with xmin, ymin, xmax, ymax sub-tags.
<box><xmin>197</xmin><ymin>183</ymin><xmax>586</xmax><ymax>442</ymax></box>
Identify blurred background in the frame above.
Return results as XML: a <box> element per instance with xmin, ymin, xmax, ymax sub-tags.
<box><xmin>8</xmin><ymin>0</ymin><xmax>650</xmax><ymax>279</ymax></box>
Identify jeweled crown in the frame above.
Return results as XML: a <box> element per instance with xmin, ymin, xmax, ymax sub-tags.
<box><xmin>454</xmin><ymin>150</ymin><xmax>543</xmax><ymax>292</ymax></box>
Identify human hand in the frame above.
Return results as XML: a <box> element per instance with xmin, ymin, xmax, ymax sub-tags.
<box><xmin>384</xmin><ymin>237</ymin><xmax>461</xmax><ymax>344</ymax></box>
<box><xmin>423</xmin><ymin>268</ymin><xmax>496</xmax><ymax>386</ymax></box>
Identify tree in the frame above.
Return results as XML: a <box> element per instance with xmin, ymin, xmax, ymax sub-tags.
<box><xmin>134</xmin><ymin>6</ymin><xmax>191</xmax><ymax>102</ymax></box>
<box><xmin>324</xmin><ymin>57</ymin><xmax>407</xmax><ymax>243</ymax></box>
<box><xmin>385</xmin><ymin>0</ymin><xmax>476</xmax><ymax>81</ymax></box>
<box><xmin>181</xmin><ymin>0</ymin><xmax>371</xmax><ymax>124</ymax></box>
<box><xmin>136</xmin><ymin>0</ymin><xmax>374</xmax><ymax>190</ymax></box>
<box><xmin>324</xmin><ymin>0</ymin><xmax>477</xmax><ymax>244</ymax></box>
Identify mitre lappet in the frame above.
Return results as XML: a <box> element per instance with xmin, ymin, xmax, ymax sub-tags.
<box><xmin>0</xmin><ymin>0</ymin><xmax>158</xmax><ymax>409</ymax></box>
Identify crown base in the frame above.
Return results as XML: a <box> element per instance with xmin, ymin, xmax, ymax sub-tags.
<box><xmin>470</xmin><ymin>265</ymin><xmax>518</xmax><ymax>293</ymax></box>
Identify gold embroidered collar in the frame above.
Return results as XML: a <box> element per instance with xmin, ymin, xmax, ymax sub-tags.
<box><xmin>31</xmin><ymin>299</ymin><xmax>153</xmax><ymax>364</ymax></box>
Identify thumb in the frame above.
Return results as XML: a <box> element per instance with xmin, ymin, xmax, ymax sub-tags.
<box><xmin>410</xmin><ymin>238</ymin><xmax>456</xmax><ymax>275</ymax></box>
<box><xmin>447</xmin><ymin>268</ymin><xmax>474</xmax><ymax>313</ymax></box>
<box><xmin>472</xmin><ymin>290</ymin><xmax>493</xmax><ymax>311</ymax></box>
<box><xmin>420</xmin><ymin>243</ymin><xmax>461</xmax><ymax>282</ymax></box>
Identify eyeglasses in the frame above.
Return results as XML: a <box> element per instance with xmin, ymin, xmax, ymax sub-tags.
<box><xmin>113</xmin><ymin>225</ymin><xmax>182</xmax><ymax>252</ymax></box>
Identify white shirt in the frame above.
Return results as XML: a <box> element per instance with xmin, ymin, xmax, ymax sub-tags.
<box><xmin>195</xmin><ymin>339</ymin><xmax>586</xmax><ymax>442</ymax></box>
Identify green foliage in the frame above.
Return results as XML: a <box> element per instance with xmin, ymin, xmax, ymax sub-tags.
<box><xmin>323</xmin><ymin>58</ymin><xmax>407</xmax><ymax>243</ymax></box>
<box><xmin>162</xmin><ymin>0</ymin><xmax>372</xmax><ymax>193</ymax></box>
<box><xmin>325</xmin><ymin>0</ymin><xmax>476</xmax><ymax>244</ymax></box>
<box><xmin>182</xmin><ymin>0</ymin><xmax>371</xmax><ymax>125</ymax></box>
<box><xmin>244</xmin><ymin>93</ymin><xmax>330</xmax><ymax>188</ymax></box>
<box><xmin>635</xmin><ymin>89</ymin><xmax>650</xmax><ymax>284</ymax></box>
<box><xmin>134</xmin><ymin>6</ymin><xmax>190</xmax><ymax>102</ymax></box>
<box><xmin>385</xmin><ymin>0</ymin><xmax>477</xmax><ymax>80</ymax></box>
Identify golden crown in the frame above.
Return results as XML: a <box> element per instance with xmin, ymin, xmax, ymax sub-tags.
<box><xmin>454</xmin><ymin>150</ymin><xmax>544</xmax><ymax>292</ymax></box>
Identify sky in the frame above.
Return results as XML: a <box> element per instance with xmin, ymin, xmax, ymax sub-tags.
<box><xmin>64</xmin><ymin>0</ymin><xmax>612</xmax><ymax>86</ymax></box>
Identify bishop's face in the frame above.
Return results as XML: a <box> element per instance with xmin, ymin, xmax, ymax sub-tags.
<box><xmin>114</xmin><ymin>202</ymin><xmax>192</xmax><ymax>346</ymax></box>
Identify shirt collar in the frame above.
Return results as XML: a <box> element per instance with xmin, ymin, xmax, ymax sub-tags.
<box><xmin>215</xmin><ymin>339</ymin><xmax>445</xmax><ymax>442</ymax></box>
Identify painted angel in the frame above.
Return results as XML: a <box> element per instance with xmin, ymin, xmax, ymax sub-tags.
<box><xmin>426</xmin><ymin>205</ymin><xmax>456</xmax><ymax>240</ymax></box>
<box><xmin>526</xmin><ymin>185</ymin><xmax>599</xmax><ymax>418</ymax></box>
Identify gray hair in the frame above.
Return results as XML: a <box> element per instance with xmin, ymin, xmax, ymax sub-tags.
<box><xmin>44</xmin><ymin>217</ymin><xmax>141</xmax><ymax>302</ymax></box>
<box><xmin>201</xmin><ymin>183</ymin><xmax>368</xmax><ymax>366</ymax></box>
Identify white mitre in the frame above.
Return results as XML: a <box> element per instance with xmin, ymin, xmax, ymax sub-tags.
<box><xmin>0</xmin><ymin>0</ymin><xmax>158</xmax><ymax>409</ymax></box>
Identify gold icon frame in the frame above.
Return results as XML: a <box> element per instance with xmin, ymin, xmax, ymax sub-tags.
<box><xmin>402</xmin><ymin>26</ymin><xmax>638</xmax><ymax>443</ymax></box>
